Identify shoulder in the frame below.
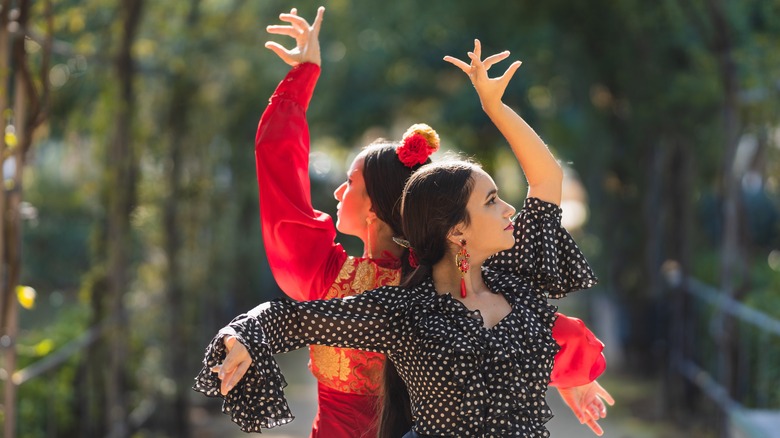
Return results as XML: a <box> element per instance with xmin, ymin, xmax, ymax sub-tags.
<box><xmin>327</xmin><ymin>256</ymin><xmax>401</xmax><ymax>299</ymax></box>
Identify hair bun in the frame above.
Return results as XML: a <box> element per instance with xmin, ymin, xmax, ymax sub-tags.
<box><xmin>396</xmin><ymin>123</ymin><xmax>440</xmax><ymax>168</ymax></box>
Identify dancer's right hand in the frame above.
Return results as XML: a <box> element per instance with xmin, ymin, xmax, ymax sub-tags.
<box><xmin>557</xmin><ymin>380</ymin><xmax>615</xmax><ymax>436</ymax></box>
<box><xmin>211</xmin><ymin>335</ymin><xmax>253</xmax><ymax>395</ymax></box>
<box><xmin>265</xmin><ymin>6</ymin><xmax>325</xmax><ymax>66</ymax></box>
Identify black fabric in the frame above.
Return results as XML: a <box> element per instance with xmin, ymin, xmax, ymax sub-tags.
<box><xmin>194</xmin><ymin>198</ymin><xmax>598</xmax><ymax>437</ymax></box>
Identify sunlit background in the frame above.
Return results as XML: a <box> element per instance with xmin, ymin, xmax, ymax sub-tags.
<box><xmin>1</xmin><ymin>0</ymin><xmax>779</xmax><ymax>437</ymax></box>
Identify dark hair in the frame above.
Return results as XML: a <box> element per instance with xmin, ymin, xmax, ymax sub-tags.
<box><xmin>400</xmin><ymin>160</ymin><xmax>477</xmax><ymax>287</ymax></box>
<box><xmin>377</xmin><ymin>159</ymin><xmax>478</xmax><ymax>438</ymax></box>
<box><xmin>363</xmin><ymin>141</ymin><xmax>432</xmax><ymax>438</ymax></box>
<box><xmin>362</xmin><ymin>141</ymin><xmax>431</xmax><ymax>273</ymax></box>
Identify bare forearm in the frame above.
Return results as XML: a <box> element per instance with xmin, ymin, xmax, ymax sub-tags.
<box><xmin>483</xmin><ymin>102</ymin><xmax>563</xmax><ymax>205</ymax></box>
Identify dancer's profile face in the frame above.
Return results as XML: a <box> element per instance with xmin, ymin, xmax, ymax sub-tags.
<box><xmin>333</xmin><ymin>154</ymin><xmax>373</xmax><ymax>238</ymax></box>
<box><xmin>456</xmin><ymin>169</ymin><xmax>516</xmax><ymax>259</ymax></box>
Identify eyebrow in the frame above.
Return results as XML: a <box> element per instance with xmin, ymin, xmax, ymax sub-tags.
<box><xmin>485</xmin><ymin>189</ymin><xmax>497</xmax><ymax>200</ymax></box>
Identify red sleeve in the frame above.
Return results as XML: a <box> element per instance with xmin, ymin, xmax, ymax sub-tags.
<box><xmin>255</xmin><ymin>63</ymin><xmax>347</xmax><ymax>301</ymax></box>
<box><xmin>549</xmin><ymin>313</ymin><xmax>606</xmax><ymax>388</ymax></box>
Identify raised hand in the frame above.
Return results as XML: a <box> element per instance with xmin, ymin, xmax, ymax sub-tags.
<box><xmin>557</xmin><ymin>380</ymin><xmax>616</xmax><ymax>436</ymax></box>
<box><xmin>210</xmin><ymin>335</ymin><xmax>253</xmax><ymax>396</ymax></box>
<box><xmin>265</xmin><ymin>6</ymin><xmax>325</xmax><ymax>66</ymax></box>
<box><xmin>443</xmin><ymin>39</ymin><xmax>522</xmax><ymax>112</ymax></box>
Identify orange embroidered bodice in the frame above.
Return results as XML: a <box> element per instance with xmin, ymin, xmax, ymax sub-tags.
<box><xmin>308</xmin><ymin>256</ymin><xmax>400</xmax><ymax>395</ymax></box>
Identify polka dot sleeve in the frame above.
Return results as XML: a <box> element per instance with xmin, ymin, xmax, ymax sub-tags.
<box><xmin>486</xmin><ymin>197</ymin><xmax>598</xmax><ymax>298</ymax></box>
<box><xmin>192</xmin><ymin>313</ymin><xmax>295</xmax><ymax>432</ymax></box>
<box><xmin>193</xmin><ymin>289</ymin><xmax>402</xmax><ymax>432</ymax></box>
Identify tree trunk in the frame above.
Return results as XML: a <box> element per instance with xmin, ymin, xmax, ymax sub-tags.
<box><xmin>162</xmin><ymin>3</ymin><xmax>200</xmax><ymax>435</ymax></box>
<box><xmin>0</xmin><ymin>0</ymin><xmax>9</xmax><ymax>328</ymax></box>
<box><xmin>105</xmin><ymin>2</ymin><xmax>144</xmax><ymax>437</ymax></box>
<box><xmin>0</xmin><ymin>1</ymin><xmax>14</xmax><ymax>431</ymax></box>
<box><xmin>2</xmin><ymin>1</ymin><xmax>49</xmax><ymax>435</ymax></box>
<box><xmin>75</xmin><ymin>1</ymin><xmax>144</xmax><ymax>436</ymax></box>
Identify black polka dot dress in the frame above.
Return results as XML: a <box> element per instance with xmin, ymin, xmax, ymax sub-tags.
<box><xmin>194</xmin><ymin>198</ymin><xmax>598</xmax><ymax>436</ymax></box>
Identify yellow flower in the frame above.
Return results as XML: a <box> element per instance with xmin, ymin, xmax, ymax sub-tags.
<box><xmin>5</xmin><ymin>131</ymin><xmax>17</xmax><ymax>148</ymax></box>
<box><xmin>16</xmin><ymin>285</ymin><xmax>36</xmax><ymax>309</ymax></box>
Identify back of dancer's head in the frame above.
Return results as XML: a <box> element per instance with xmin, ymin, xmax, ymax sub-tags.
<box><xmin>362</xmin><ymin>124</ymin><xmax>438</xmax><ymax>271</ymax></box>
<box><xmin>361</xmin><ymin>143</ymin><xmax>425</xmax><ymax>236</ymax></box>
<box><xmin>400</xmin><ymin>159</ymin><xmax>479</xmax><ymax>287</ymax></box>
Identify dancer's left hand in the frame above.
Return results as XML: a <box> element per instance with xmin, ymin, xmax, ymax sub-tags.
<box><xmin>556</xmin><ymin>380</ymin><xmax>615</xmax><ymax>436</ymax></box>
<box><xmin>210</xmin><ymin>335</ymin><xmax>253</xmax><ymax>396</ymax></box>
<box><xmin>443</xmin><ymin>39</ymin><xmax>522</xmax><ymax>113</ymax></box>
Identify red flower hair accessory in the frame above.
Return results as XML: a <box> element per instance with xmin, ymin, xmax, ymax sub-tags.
<box><xmin>408</xmin><ymin>248</ymin><xmax>419</xmax><ymax>268</ymax></box>
<box><xmin>392</xmin><ymin>236</ymin><xmax>420</xmax><ymax>268</ymax></box>
<box><xmin>396</xmin><ymin>123</ymin><xmax>440</xmax><ymax>168</ymax></box>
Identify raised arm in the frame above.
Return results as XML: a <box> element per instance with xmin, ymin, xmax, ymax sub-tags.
<box><xmin>256</xmin><ymin>7</ymin><xmax>348</xmax><ymax>301</ymax></box>
<box><xmin>444</xmin><ymin>39</ymin><xmax>563</xmax><ymax>205</ymax></box>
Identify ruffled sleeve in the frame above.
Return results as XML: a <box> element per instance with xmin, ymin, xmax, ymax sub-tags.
<box><xmin>485</xmin><ymin>197</ymin><xmax>598</xmax><ymax>298</ymax></box>
<box><xmin>193</xmin><ymin>290</ymin><xmax>404</xmax><ymax>432</ymax></box>
<box><xmin>193</xmin><ymin>313</ymin><xmax>298</xmax><ymax>432</ymax></box>
<box><xmin>255</xmin><ymin>63</ymin><xmax>348</xmax><ymax>302</ymax></box>
<box><xmin>549</xmin><ymin>313</ymin><xmax>606</xmax><ymax>387</ymax></box>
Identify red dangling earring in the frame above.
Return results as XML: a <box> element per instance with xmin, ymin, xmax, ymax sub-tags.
<box><xmin>455</xmin><ymin>240</ymin><xmax>470</xmax><ymax>298</ymax></box>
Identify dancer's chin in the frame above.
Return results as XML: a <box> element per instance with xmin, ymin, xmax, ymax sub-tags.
<box><xmin>334</xmin><ymin>221</ymin><xmax>350</xmax><ymax>236</ymax></box>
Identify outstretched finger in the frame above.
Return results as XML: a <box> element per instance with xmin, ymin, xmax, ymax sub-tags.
<box><xmin>443</xmin><ymin>55</ymin><xmax>472</xmax><ymax>74</ymax></box>
<box><xmin>590</xmin><ymin>398</ymin><xmax>607</xmax><ymax>419</ymax></box>
<box><xmin>264</xmin><ymin>41</ymin><xmax>294</xmax><ymax>63</ymax></box>
<box><xmin>570</xmin><ymin>403</ymin><xmax>587</xmax><ymax>425</ymax></box>
<box><xmin>311</xmin><ymin>6</ymin><xmax>325</xmax><ymax>37</ymax></box>
<box><xmin>598</xmin><ymin>385</ymin><xmax>616</xmax><ymax>406</ymax></box>
<box><xmin>279</xmin><ymin>12</ymin><xmax>310</xmax><ymax>32</ymax></box>
<box><xmin>467</xmin><ymin>52</ymin><xmax>486</xmax><ymax>72</ymax></box>
<box><xmin>483</xmin><ymin>51</ymin><xmax>510</xmax><ymax>71</ymax></box>
<box><xmin>266</xmin><ymin>25</ymin><xmax>299</xmax><ymax>38</ymax></box>
<box><xmin>223</xmin><ymin>360</ymin><xmax>251</xmax><ymax>394</ymax></box>
<box><xmin>219</xmin><ymin>368</ymin><xmax>236</xmax><ymax>395</ymax></box>
<box><xmin>473</xmin><ymin>39</ymin><xmax>482</xmax><ymax>63</ymax></box>
<box><xmin>583</xmin><ymin>416</ymin><xmax>604</xmax><ymax>436</ymax></box>
<box><xmin>496</xmin><ymin>60</ymin><xmax>522</xmax><ymax>85</ymax></box>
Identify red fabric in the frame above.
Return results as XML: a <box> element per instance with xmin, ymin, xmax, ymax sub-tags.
<box><xmin>549</xmin><ymin>313</ymin><xmax>607</xmax><ymax>388</ymax></box>
<box><xmin>254</xmin><ymin>63</ymin><xmax>606</xmax><ymax>434</ymax></box>
<box><xmin>310</xmin><ymin>383</ymin><xmax>378</xmax><ymax>438</ymax></box>
<box><xmin>255</xmin><ymin>63</ymin><xmax>347</xmax><ymax>301</ymax></box>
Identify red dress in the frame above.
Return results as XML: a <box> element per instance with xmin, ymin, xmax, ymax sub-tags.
<box><xmin>255</xmin><ymin>62</ymin><xmax>605</xmax><ymax>437</ymax></box>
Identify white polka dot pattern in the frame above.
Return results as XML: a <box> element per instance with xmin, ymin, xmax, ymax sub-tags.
<box><xmin>193</xmin><ymin>197</ymin><xmax>598</xmax><ymax>436</ymax></box>
<box><xmin>486</xmin><ymin>197</ymin><xmax>598</xmax><ymax>298</ymax></box>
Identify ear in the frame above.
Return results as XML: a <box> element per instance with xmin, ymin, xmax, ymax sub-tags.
<box><xmin>446</xmin><ymin>226</ymin><xmax>465</xmax><ymax>247</ymax></box>
<box><xmin>366</xmin><ymin>210</ymin><xmax>378</xmax><ymax>224</ymax></box>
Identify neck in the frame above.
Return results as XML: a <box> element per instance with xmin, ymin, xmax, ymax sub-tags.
<box><xmin>362</xmin><ymin>220</ymin><xmax>404</xmax><ymax>261</ymax></box>
<box><xmin>431</xmin><ymin>252</ymin><xmax>488</xmax><ymax>299</ymax></box>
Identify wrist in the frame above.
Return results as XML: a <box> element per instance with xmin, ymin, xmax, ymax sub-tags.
<box><xmin>302</xmin><ymin>47</ymin><xmax>322</xmax><ymax>67</ymax></box>
<box><xmin>481</xmin><ymin>100</ymin><xmax>505</xmax><ymax>116</ymax></box>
